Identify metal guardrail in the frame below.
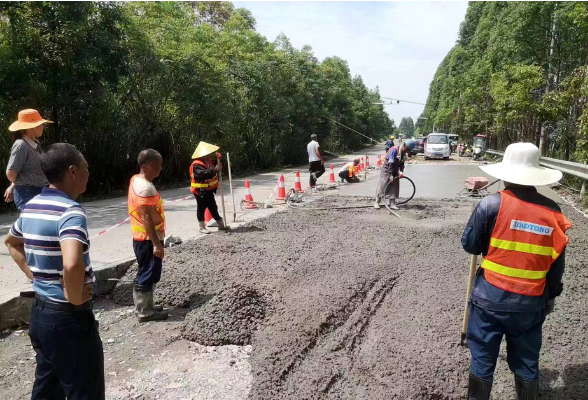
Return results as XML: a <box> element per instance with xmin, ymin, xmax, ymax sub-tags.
<box><xmin>486</xmin><ymin>149</ymin><xmax>588</xmax><ymax>181</ymax></box>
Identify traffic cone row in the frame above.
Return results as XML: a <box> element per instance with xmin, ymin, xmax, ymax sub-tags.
<box><xmin>276</xmin><ymin>174</ymin><xmax>287</xmax><ymax>200</ymax></box>
<box><xmin>244</xmin><ymin>179</ymin><xmax>258</xmax><ymax>209</ymax></box>
<box><xmin>294</xmin><ymin>170</ymin><xmax>304</xmax><ymax>193</ymax></box>
<box><xmin>329</xmin><ymin>165</ymin><xmax>336</xmax><ymax>183</ymax></box>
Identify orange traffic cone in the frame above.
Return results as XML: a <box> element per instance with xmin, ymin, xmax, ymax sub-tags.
<box><xmin>377</xmin><ymin>155</ymin><xmax>381</xmax><ymax>167</ymax></box>
<box><xmin>205</xmin><ymin>208</ymin><xmax>217</xmax><ymax>227</ymax></box>
<box><xmin>294</xmin><ymin>170</ymin><xmax>304</xmax><ymax>193</ymax></box>
<box><xmin>244</xmin><ymin>179</ymin><xmax>258</xmax><ymax>209</ymax></box>
<box><xmin>366</xmin><ymin>156</ymin><xmax>370</xmax><ymax>168</ymax></box>
<box><xmin>329</xmin><ymin>164</ymin><xmax>336</xmax><ymax>183</ymax></box>
<box><xmin>360</xmin><ymin>158</ymin><xmax>364</xmax><ymax>171</ymax></box>
<box><xmin>276</xmin><ymin>174</ymin><xmax>287</xmax><ymax>200</ymax></box>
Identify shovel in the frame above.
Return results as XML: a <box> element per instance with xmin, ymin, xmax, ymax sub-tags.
<box><xmin>460</xmin><ymin>254</ymin><xmax>478</xmax><ymax>346</ymax></box>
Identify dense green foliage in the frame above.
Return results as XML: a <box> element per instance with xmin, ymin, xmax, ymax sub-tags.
<box><xmin>0</xmin><ymin>2</ymin><xmax>393</xmax><ymax>195</ymax></box>
<box><xmin>421</xmin><ymin>1</ymin><xmax>588</xmax><ymax>163</ymax></box>
<box><xmin>398</xmin><ymin>117</ymin><xmax>415</xmax><ymax>138</ymax></box>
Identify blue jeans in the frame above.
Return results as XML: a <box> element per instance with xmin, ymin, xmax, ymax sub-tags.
<box><xmin>467</xmin><ymin>303</ymin><xmax>546</xmax><ymax>381</ymax></box>
<box><xmin>133</xmin><ymin>239</ymin><xmax>163</xmax><ymax>288</ymax></box>
<box><xmin>14</xmin><ymin>185</ymin><xmax>43</xmax><ymax>210</ymax></box>
<box><xmin>28</xmin><ymin>301</ymin><xmax>105</xmax><ymax>399</ymax></box>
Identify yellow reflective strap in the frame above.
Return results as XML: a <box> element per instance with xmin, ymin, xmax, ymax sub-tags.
<box><xmin>191</xmin><ymin>182</ymin><xmax>209</xmax><ymax>188</ymax></box>
<box><xmin>481</xmin><ymin>259</ymin><xmax>548</xmax><ymax>280</ymax></box>
<box><xmin>131</xmin><ymin>222</ymin><xmax>163</xmax><ymax>233</ymax></box>
<box><xmin>490</xmin><ymin>238</ymin><xmax>559</xmax><ymax>260</ymax></box>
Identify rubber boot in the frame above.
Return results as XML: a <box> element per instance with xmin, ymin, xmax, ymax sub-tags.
<box><xmin>374</xmin><ymin>196</ymin><xmax>381</xmax><ymax>209</ymax></box>
<box><xmin>133</xmin><ymin>283</ymin><xmax>163</xmax><ymax>314</ymax></box>
<box><xmin>467</xmin><ymin>371</ymin><xmax>492</xmax><ymax>400</ymax></box>
<box><xmin>388</xmin><ymin>199</ymin><xmax>399</xmax><ymax>211</ymax></box>
<box><xmin>151</xmin><ymin>284</ymin><xmax>164</xmax><ymax>312</ymax></box>
<box><xmin>198</xmin><ymin>221</ymin><xmax>210</xmax><ymax>234</ymax></box>
<box><xmin>216</xmin><ymin>218</ymin><xmax>226</xmax><ymax>231</ymax></box>
<box><xmin>133</xmin><ymin>284</ymin><xmax>168</xmax><ymax>323</ymax></box>
<box><xmin>515</xmin><ymin>375</ymin><xmax>538</xmax><ymax>400</ymax></box>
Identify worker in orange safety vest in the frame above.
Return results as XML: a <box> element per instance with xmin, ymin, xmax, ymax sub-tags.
<box><xmin>461</xmin><ymin>143</ymin><xmax>571</xmax><ymax>400</ymax></box>
<box><xmin>128</xmin><ymin>149</ymin><xmax>168</xmax><ymax>322</ymax></box>
<box><xmin>189</xmin><ymin>141</ymin><xmax>225</xmax><ymax>234</ymax></box>
<box><xmin>338</xmin><ymin>158</ymin><xmax>360</xmax><ymax>183</ymax></box>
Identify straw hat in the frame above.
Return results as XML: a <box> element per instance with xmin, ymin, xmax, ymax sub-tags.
<box><xmin>191</xmin><ymin>141</ymin><xmax>219</xmax><ymax>159</ymax></box>
<box><xmin>479</xmin><ymin>142</ymin><xmax>562</xmax><ymax>186</ymax></box>
<box><xmin>9</xmin><ymin>109</ymin><xmax>53</xmax><ymax>132</ymax></box>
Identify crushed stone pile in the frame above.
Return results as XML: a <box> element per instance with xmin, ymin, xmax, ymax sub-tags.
<box><xmin>181</xmin><ymin>284</ymin><xmax>270</xmax><ymax>346</ymax></box>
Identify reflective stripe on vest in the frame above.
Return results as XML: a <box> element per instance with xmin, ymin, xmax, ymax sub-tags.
<box><xmin>482</xmin><ymin>190</ymin><xmax>571</xmax><ymax>296</ymax></box>
<box><xmin>190</xmin><ymin>159</ymin><xmax>218</xmax><ymax>192</ymax></box>
<box><xmin>128</xmin><ymin>175</ymin><xmax>166</xmax><ymax>241</ymax></box>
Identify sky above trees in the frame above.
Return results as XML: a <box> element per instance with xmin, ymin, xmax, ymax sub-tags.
<box><xmin>234</xmin><ymin>1</ymin><xmax>468</xmax><ymax>124</ymax></box>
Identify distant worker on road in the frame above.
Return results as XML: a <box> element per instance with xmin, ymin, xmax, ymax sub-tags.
<box><xmin>190</xmin><ymin>141</ymin><xmax>225</xmax><ymax>234</ymax></box>
<box><xmin>461</xmin><ymin>143</ymin><xmax>571</xmax><ymax>400</ymax></box>
<box><xmin>128</xmin><ymin>149</ymin><xmax>168</xmax><ymax>322</ymax></box>
<box><xmin>307</xmin><ymin>134</ymin><xmax>325</xmax><ymax>193</ymax></box>
<box><xmin>375</xmin><ymin>139</ymin><xmax>414</xmax><ymax>210</ymax></box>
<box><xmin>384</xmin><ymin>135</ymin><xmax>395</xmax><ymax>153</ymax></box>
<box><xmin>338</xmin><ymin>158</ymin><xmax>360</xmax><ymax>183</ymax></box>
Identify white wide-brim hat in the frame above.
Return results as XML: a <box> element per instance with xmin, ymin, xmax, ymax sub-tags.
<box><xmin>479</xmin><ymin>142</ymin><xmax>562</xmax><ymax>186</ymax></box>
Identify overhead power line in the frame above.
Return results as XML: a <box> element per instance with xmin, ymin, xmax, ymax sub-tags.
<box><xmin>380</xmin><ymin>96</ymin><xmax>427</xmax><ymax>106</ymax></box>
<box><xmin>321</xmin><ymin>115</ymin><xmax>378</xmax><ymax>143</ymax></box>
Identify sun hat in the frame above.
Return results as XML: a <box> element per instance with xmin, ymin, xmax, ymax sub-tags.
<box><xmin>9</xmin><ymin>109</ymin><xmax>53</xmax><ymax>132</ymax></box>
<box><xmin>191</xmin><ymin>141</ymin><xmax>219</xmax><ymax>159</ymax></box>
<box><xmin>479</xmin><ymin>142</ymin><xmax>562</xmax><ymax>186</ymax></box>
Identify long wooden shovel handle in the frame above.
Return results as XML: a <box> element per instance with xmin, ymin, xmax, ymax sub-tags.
<box><xmin>219</xmin><ymin>170</ymin><xmax>227</xmax><ymax>224</ymax></box>
<box><xmin>461</xmin><ymin>254</ymin><xmax>478</xmax><ymax>346</ymax></box>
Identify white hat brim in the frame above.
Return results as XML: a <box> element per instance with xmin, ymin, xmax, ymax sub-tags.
<box><xmin>479</xmin><ymin>163</ymin><xmax>562</xmax><ymax>186</ymax></box>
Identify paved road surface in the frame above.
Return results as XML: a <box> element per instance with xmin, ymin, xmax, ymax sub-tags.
<box><xmin>0</xmin><ymin>145</ymin><xmax>559</xmax><ymax>303</ymax></box>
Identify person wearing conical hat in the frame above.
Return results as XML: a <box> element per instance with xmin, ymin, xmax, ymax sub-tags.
<box><xmin>461</xmin><ymin>143</ymin><xmax>571</xmax><ymax>400</ymax></box>
<box><xmin>5</xmin><ymin>109</ymin><xmax>52</xmax><ymax>210</ymax></box>
<box><xmin>189</xmin><ymin>141</ymin><xmax>225</xmax><ymax>234</ymax></box>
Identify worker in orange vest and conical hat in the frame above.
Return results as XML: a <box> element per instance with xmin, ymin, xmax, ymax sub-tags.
<box><xmin>189</xmin><ymin>141</ymin><xmax>225</xmax><ymax>234</ymax></box>
<box><xmin>461</xmin><ymin>143</ymin><xmax>571</xmax><ymax>400</ymax></box>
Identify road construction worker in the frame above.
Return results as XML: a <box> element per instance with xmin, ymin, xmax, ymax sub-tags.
<box><xmin>338</xmin><ymin>158</ymin><xmax>360</xmax><ymax>183</ymax></box>
<box><xmin>307</xmin><ymin>134</ymin><xmax>325</xmax><ymax>193</ymax></box>
<box><xmin>128</xmin><ymin>149</ymin><xmax>168</xmax><ymax>322</ymax></box>
<box><xmin>384</xmin><ymin>135</ymin><xmax>395</xmax><ymax>153</ymax></box>
<box><xmin>190</xmin><ymin>141</ymin><xmax>225</xmax><ymax>234</ymax></box>
<box><xmin>375</xmin><ymin>139</ymin><xmax>414</xmax><ymax>210</ymax></box>
<box><xmin>461</xmin><ymin>143</ymin><xmax>571</xmax><ymax>400</ymax></box>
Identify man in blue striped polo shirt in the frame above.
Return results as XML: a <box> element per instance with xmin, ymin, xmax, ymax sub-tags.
<box><xmin>4</xmin><ymin>143</ymin><xmax>104</xmax><ymax>399</ymax></box>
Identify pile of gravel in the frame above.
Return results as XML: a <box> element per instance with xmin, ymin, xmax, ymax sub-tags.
<box><xmin>181</xmin><ymin>284</ymin><xmax>270</xmax><ymax>346</ymax></box>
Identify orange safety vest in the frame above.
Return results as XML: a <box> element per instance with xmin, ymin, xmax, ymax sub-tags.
<box><xmin>347</xmin><ymin>163</ymin><xmax>357</xmax><ymax>178</ymax></box>
<box><xmin>482</xmin><ymin>190</ymin><xmax>571</xmax><ymax>296</ymax></box>
<box><xmin>189</xmin><ymin>159</ymin><xmax>219</xmax><ymax>194</ymax></box>
<box><xmin>128</xmin><ymin>175</ymin><xmax>166</xmax><ymax>241</ymax></box>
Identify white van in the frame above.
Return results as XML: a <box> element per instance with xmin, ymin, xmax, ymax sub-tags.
<box><xmin>424</xmin><ymin>133</ymin><xmax>451</xmax><ymax>160</ymax></box>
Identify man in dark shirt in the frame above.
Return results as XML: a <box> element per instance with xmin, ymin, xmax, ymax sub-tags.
<box><xmin>461</xmin><ymin>143</ymin><xmax>571</xmax><ymax>400</ymax></box>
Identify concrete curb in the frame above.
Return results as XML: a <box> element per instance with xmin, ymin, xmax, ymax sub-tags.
<box><xmin>0</xmin><ymin>295</ymin><xmax>32</xmax><ymax>331</ymax></box>
<box><xmin>0</xmin><ymin>258</ymin><xmax>136</xmax><ymax>331</ymax></box>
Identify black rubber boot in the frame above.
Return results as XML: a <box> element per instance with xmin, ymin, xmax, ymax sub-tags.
<box><xmin>467</xmin><ymin>371</ymin><xmax>493</xmax><ymax>400</ymax></box>
<box><xmin>515</xmin><ymin>375</ymin><xmax>538</xmax><ymax>400</ymax></box>
<box><xmin>133</xmin><ymin>283</ymin><xmax>168</xmax><ymax>323</ymax></box>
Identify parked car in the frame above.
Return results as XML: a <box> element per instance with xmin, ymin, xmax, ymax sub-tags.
<box><xmin>412</xmin><ymin>137</ymin><xmax>426</xmax><ymax>155</ymax></box>
<box><xmin>424</xmin><ymin>133</ymin><xmax>451</xmax><ymax>160</ymax></box>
